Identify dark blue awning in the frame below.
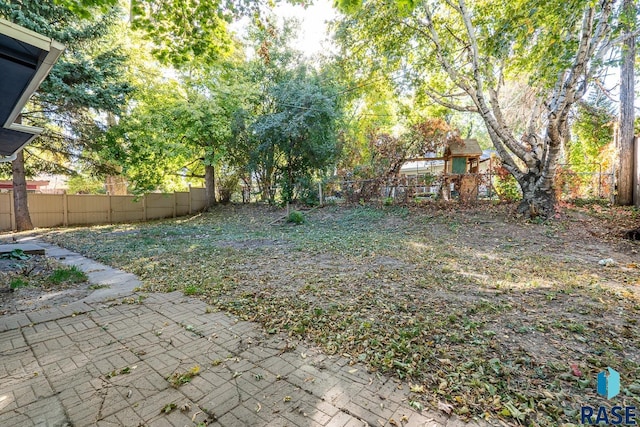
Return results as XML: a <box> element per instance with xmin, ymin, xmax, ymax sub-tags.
<box><xmin>0</xmin><ymin>19</ymin><xmax>64</xmax><ymax>161</ymax></box>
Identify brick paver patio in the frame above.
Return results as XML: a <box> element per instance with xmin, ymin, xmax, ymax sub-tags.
<box><xmin>0</xmin><ymin>240</ymin><xmax>487</xmax><ymax>427</ymax></box>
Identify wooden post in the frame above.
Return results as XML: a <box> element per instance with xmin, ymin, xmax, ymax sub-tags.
<box><xmin>634</xmin><ymin>136</ymin><xmax>639</xmax><ymax>207</ymax></box>
<box><xmin>63</xmin><ymin>192</ymin><xmax>68</xmax><ymax>226</ymax></box>
<box><xmin>611</xmin><ymin>167</ymin><xmax>616</xmax><ymax>204</ymax></box>
<box><xmin>9</xmin><ymin>190</ymin><xmax>15</xmax><ymax>231</ymax></box>
<box><xmin>173</xmin><ymin>192</ymin><xmax>177</xmax><ymax>218</ymax></box>
<box><xmin>188</xmin><ymin>184</ymin><xmax>192</xmax><ymax>214</ymax></box>
<box><xmin>108</xmin><ymin>194</ymin><xmax>112</xmax><ymax>223</ymax></box>
<box><xmin>142</xmin><ymin>194</ymin><xmax>147</xmax><ymax>221</ymax></box>
<box><xmin>318</xmin><ymin>182</ymin><xmax>323</xmax><ymax>206</ymax></box>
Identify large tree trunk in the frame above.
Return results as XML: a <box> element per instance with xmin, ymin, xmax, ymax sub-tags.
<box><xmin>486</xmin><ymin>123</ymin><xmax>562</xmax><ymax>219</ymax></box>
<box><xmin>12</xmin><ymin>150</ymin><xmax>34</xmax><ymax>231</ymax></box>
<box><xmin>516</xmin><ymin>173</ymin><xmax>557</xmax><ymax>219</ymax></box>
<box><xmin>616</xmin><ymin>0</ymin><xmax>636</xmax><ymax>206</ymax></box>
<box><xmin>204</xmin><ymin>163</ymin><xmax>216</xmax><ymax>208</ymax></box>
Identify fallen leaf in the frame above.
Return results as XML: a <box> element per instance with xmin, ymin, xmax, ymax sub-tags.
<box><xmin>438</xmin><ymin>401</ymin><xmax>454</xmax><ymax>415</ymax></box>
<box><xmin>161</xmin><ymin>403</ymin><xmax>176</xmax><ymax>414</ymax></box>
<box><xmin>409</xmin><ymin>400</ymin><xmax>423</xmax><ymax>411</ymax></box>
<box><xmin>570</xmin><ymin>363</ymin><xmax>582</xmax><ymax>377</ymax></box>
<box><xmin>410</xmin><ymin>384</ymin><xmax>425</xmax><ymax>393</ymax></box>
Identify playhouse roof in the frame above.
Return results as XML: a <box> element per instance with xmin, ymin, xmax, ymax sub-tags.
<box><xmin>446</xmin><ymin>139</ymin><xmax>482</xmax><ymax>157</ymax></box>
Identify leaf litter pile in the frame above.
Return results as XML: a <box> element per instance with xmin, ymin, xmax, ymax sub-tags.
<box><xmin>41</xmin><ymin>203</ymin><xmax>640</xmax><ymax>426</ymax></box>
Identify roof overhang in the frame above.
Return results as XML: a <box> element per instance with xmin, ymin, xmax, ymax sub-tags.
<box><xmin>0</xmin><ymin>18</ymin><xmax>64</xmax><ymax>162</ymax></box>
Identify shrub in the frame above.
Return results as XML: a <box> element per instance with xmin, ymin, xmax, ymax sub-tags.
<box><xmin>291</xmin><ymin>175</ymin><xmax>319</xmax><ymax>206</ymax></box>
<box><xmin>493</xmin><ymin>166</ymin><xmax>521</xmax><ymax>202</ymax></box>
<box><xmin>287</xmin><ymin>210</ymin><xmax>305</xmax><ymax>225</ymax></box>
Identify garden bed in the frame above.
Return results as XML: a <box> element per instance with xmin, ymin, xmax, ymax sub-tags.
<box><xmin>0</xmin><ymin>250</ymin><xmax>91</xmax><ymax>314</ymax></box>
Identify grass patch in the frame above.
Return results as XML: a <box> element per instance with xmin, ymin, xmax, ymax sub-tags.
<box><xmin>10</xmin><ymin>277</ymin><xmax>29</xmax><ymax>290</ymax></box>
<box><xmin>48</xmin><ymin>266</ymin><xmax>87</xmax><ymax>285</ymax></box>
<box><xmin>183</xmin><ymin>285</ymin><xmax>203</xmax><ymax>296</ymax></box>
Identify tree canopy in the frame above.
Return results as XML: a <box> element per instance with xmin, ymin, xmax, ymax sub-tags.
<box><xmin>0</xmin><ymin>0</ymin><xmax>133</xmax><ymax>177</ymax></box>
<box><xmin>2</xmin><ymin>0</ymin><xmax>637</xmax><ymax>219</ymax></box>
<box><xmin>335</xmin><ymin>0</ymin><xmax>628</xmax><ymax>216</ymax></box>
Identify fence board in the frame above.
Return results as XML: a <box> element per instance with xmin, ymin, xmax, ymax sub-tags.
<box><xmin>0</xmin><ymin>193</ymin><xmax>11</xmax><ymax>230</ymax></box>
<box><xmin>0</xmin><ymin>187</ymin><xmax>207</xmax><ymax>231</ymax></box>
<box><xmin>110</xmin><ymin>195</ymin><xmax>144</xmax><ymax>223</ymax></box>
<box><xmin>190</xmin><ymin>187</ymin><xmax>207</xmax><ymax>212</ymax></box>
<box><xmin>29</xmin><ymin>194</ymin><xmax>65</xmax><ymax>228</ymax></box>
<box><xmin>67</xmin><ymin>195</ymin><xmax>110</xmax><ymax>225</ymax></box>
<box><xmin>176</xmin><ymin>192</ymin><xmax>189</xmax><ymax>216</ymax></box>
<box><xmin>146</xmin><ymin>193</ymin><xmax>174</xmax><ymax>220</ymax></box>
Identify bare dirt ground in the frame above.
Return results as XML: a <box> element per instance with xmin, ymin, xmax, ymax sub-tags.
<box><xmin>16</xmin><ymin>201</ymin><xmax>640</xmax><ymax>426</ymax></box>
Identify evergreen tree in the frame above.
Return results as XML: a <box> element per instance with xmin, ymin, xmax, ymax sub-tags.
<box><xmin>0</xmin><ymin>0</ymin><xmax>133</xmax><ymax>230</ymax></box>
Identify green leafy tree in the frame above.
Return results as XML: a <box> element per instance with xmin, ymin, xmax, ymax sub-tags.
<box><xmin>106</xmin><ymin>60</ymin><xmax>246</xmax><ymax>205</ymax></box>
<box><xmin>129</xmin><ymin>0</ymin><xmax>233</xmax><ymax>68</ymax></box>
<box><xmin>104</xmin><ymin>80</ymin><xmax>193</xmax><ymax>194</ymax></box>
<box><xmin>337</xmin><ymin>78</ymin><xmax>401</xmax><ymax>174</ymax></box>
<box><xmin>227</xmin><ymin>19</ymin><xmax>343</xmax><ymax>204</ymax></box>
<box><xmin>66</xmin><ymin>175</ymin><xmax>106</xmax><ymax>194</ymax></box>
<box><xmin>336</xmin><ymin>0</ymin><xmax>620</xmax><ymax>218</ymax></box>
<box><xmin>52</xmin><ymin>0</ymin><xmax>117</xmax><ymax>18</ymax></box>
<box><xmin>128</xmin><ymin>0</ymin><xmax>309</xmax><ymax>68</ymax></box>
<box><xmin>570</xmin><ymin>95</ymin><xmax>616</xmax><ymax>172</ymax></box>
<box><xmin>252</xmin><ymin>66</ymin><xmax>342</xmax><ymax>203</ymax></box>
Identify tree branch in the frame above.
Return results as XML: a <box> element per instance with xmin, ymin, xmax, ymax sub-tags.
<box><xmin>421</xmin><ymin>87</ymin><xmax>478</xmax><ymax>112</ymax></box>
<box><xmin>456</xmin><ymin>0</ymin><xmax>529</xmax><ymax>167</ymax></box>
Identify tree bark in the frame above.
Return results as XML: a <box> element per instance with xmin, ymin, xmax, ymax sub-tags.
<box><xmin>615</xmin><ymin>0</ymin><xmax>636</xmax><ymax>206</ymax></box>
<box><xmin>12</xmin><ymin>150</ymin><xmax>34</xmax><ymax>231</ymax></box>
<box><xmin>204</xmin><ymin>163</ymin><xmax>216</xmax><ymax>208</ymax></box>
<box><xmin>516</xmin><ymin>172</ymin><xmax>557</xmax><ymax>218</ymax></box>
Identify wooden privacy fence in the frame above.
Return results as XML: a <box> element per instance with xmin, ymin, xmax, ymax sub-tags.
<box><xmin>0</xmin><ymin>187</ymin><xmax>208</xmax><ymax>232</ymax></box>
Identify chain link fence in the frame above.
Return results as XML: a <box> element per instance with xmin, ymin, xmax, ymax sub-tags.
<box><xmin>321</xmin><ymin>172</ymin><xmax>497</xmax><ymax>205</ymax></box>
<box><xmin>555</xmin><ymin>164</ymin><xmax>614</xmax><ymax>202</ymax></box>
<box><xmin>319</xmin><ymin>166</ymin><xmax>613</xmax><ymax>206</ymax></box>
<box><xmin>237</xmin><ymin>163</ymin><xmax>614</xmax><ymax>206</ymax></box>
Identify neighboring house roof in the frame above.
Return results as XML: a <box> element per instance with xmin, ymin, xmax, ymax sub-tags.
<box><xmin>445</xmin><ymin>138</ymin><xmax>483</xmax><ymax>157</ymax></box>
<box><xmin>0</xmin><ymin>180</ymin><xmax>49</xmax><ymax>191</ymax></box>
<box><xmin>0</xmin><ymin>18</ymin><xmax>64</xmax><ymax>162</ymax></box>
